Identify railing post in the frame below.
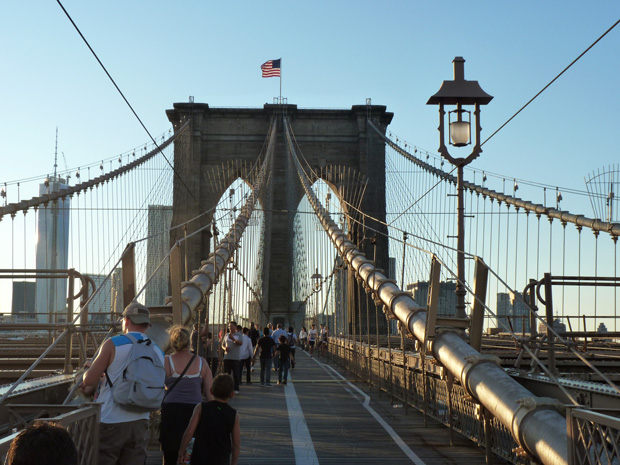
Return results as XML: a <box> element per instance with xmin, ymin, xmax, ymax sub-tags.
<box><xmin>470</xmin><ymin>257</ymin><xmax>488</xmax><ymax>352</ymax></box>
<box><xmin>400</xmin><ymin>321</ymin><xmax>408</xmax><ymax>414</ymax></box>
<box><xmin>543</xmin><ymin>273</ymin><xmax>557</xmax><ymax>375</ymax></box>
<box><xmin>121</xmin><ymin>243</ymin><xmax>136</xmax><ymax>309</ymax></box>
<box><xmin>446</xmin><ymin>372</ymin><xmax>454</xmax><ymax>446</ymax></box>
<box><xmin>80</xmin><ymin>274</ymin><xmax>90</xmax><ymax>328</ymax></box>
<box><xmin>565</xmin><ymin>407</ymin><xmax>576</xmax><ymax>465</ymax></box>
<box><xmin>425</xmin><ymin>256</ymin><xmax>441</xmax><ymax>343</ymax></box>
<box><xmin>483</xmin><ymin>406</ymin><xmax>494</xmax><ymax>464</ymax></box>
<box><xmin>386</xmin><ymin>313</ymin><xmax>394</xmax><ymax>404</ymax></box>
<box><xmin>528</xmin><ymin>278</ymin><xmax>538</xmax><ymax>336</ymax></box>
<box><xmin>64</xmin><ymin>269</ymin><xmax>75</xmax><ymax>374</ymax></box>
<box><xmin>422</xmin><ymin>255</ymin><xmax>441</xmax><ymax>428</ymax></box>
<box><xmin>375</xmin><ymin>300</ymin><xmax>383</xmax><ymax>395</ymax></box>
<box><xmin>170</xmin><ymin>245</ymin><xmax>183</xmax><ymax>325</ymax></box>
<box><xmin>78</xmin><ymin>279</ymin><xmax>88</xmax><ymax>368</ymax></box>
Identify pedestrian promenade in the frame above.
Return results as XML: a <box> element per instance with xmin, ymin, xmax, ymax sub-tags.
<box><xmin>148</xmin><ymin>350</ymin><xmax>502</xmax><ymax>464</ymax></box>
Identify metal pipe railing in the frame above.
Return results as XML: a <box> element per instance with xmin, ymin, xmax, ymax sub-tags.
<box><xmin>286</xmin><ymin>117</ymin><xmax>569</xmax><ymax>465</ymax></box>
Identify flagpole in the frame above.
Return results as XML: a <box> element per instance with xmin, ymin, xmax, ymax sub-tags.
<box><xmin>279</xmin><ymin>58</ymin><xmax>282</xmax><ymax>102</ymax></box>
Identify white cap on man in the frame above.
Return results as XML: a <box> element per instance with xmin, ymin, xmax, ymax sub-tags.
<box><xmin>122</xmin><ymin>302</ymin><xmax>151</xmax><ymax>325</ymax></box>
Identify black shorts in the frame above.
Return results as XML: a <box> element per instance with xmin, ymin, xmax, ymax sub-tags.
<box><xmin>309</xmin><ymin>341</ymin><xmax>315</xmax><ymax>347</ymax></box>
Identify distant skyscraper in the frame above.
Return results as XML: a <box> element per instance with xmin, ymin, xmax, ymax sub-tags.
<box><xmin>497</xmin><ymin>292</ymin><xmax>531</xmax><ymax>333</ymax></box>
<box><xmin>145</xmin><ymin>205</ymin><xmax>173</xmax><ymax>306</ymax></box>
<box><xmin>85</xmin><ymin>274</ymin><xmax>113</xmax><ymax>324</ymax></box>
<box><xmin>35</xmin><ymin>176</ymin><xmax>70</xmax><ymax>323</ymax></box>
<box><xmin>407</xmin><ymin>281</ymin><xmax>456</xmax><ymax>317</ymax></box>
<box><xmin>388</xmin><ymin>257</ymin><xmax>396</xmax><ymax>281</ymax></box>
<box><xmin>12</xmin><ymin>281</ymin><xmax>36</xmax><ymax>320</ymax></box>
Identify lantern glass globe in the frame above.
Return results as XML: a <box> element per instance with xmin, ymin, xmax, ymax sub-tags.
<box><xmin>450</xmin><ymin>120</ymin><xmax>470</xmax><ymax>147</ymax></box>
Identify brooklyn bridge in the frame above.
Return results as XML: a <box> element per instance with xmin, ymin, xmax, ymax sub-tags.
<box><xmin>0</xmin><ymin>84</ymin><xmax>619</xmax><ymax>464</ymax></box>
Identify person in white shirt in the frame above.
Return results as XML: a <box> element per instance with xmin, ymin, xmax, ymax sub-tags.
<box><xmin>239</xmin><ymin>327</ymin><xmax>254</xmax><ymax>385</ymax></box>
<box><xmin>319</xmin><ymin>323</ymin><xmax>329</xmax><ymax>357</ymax></box>
<box><xmin>79</xmin><ymin>303</ymin><xmax>164</xmax><ymax>465</ymax></box>
<box><xmin>307</xmin><ymin>324</ymin><xmax>318</xmax><ymax>357</ymax></box>
<box><xmin>222</xmin><ymin>321</ymin><xmax>243</xmax><ymax>393</ymax></box>
<box><xmin>299</xmin><ymin>327</ymin><xmax>308</xmax><ymax>351</ymax></box>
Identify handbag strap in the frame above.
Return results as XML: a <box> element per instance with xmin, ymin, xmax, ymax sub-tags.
<box><xmin>164</xmin><ymin>354</ymin><xmax>197</xmax><ymax>398</ymax></box>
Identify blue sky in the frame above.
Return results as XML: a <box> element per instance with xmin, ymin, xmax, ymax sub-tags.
<box><xmin>1</xmin><ymin>1</ymin><xmax>619</xmax><ymax>208</ymax></box>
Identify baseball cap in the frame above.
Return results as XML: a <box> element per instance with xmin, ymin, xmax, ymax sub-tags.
<box><xmin>122</xmin><ymin>302</ymin><xmax>151</xmax><ymax>325</ymax></box>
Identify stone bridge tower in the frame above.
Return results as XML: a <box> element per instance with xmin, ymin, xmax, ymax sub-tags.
<box><xmin>166</xmin><ymin>103</ymin><xmax>393</xmax><ymax>331</ymax></box>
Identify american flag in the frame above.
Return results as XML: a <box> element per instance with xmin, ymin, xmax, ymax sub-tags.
<box><xmin>261</xmin><ymin>59</ymin><xmax>281</xmax><ymax>78</ymax></box>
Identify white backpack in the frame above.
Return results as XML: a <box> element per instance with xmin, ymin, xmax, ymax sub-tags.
<box><xmin>106</xmin><ymin>333</ymin><xmax>165</xmax><ymax>412</ymax></box>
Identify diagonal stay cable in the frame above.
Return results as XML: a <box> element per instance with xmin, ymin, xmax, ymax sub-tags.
<box><xmin>483</xmin><ymin>18</ymin><xmax>620</xmax><ymax>146</ymax></box>
<box><xmin>55</xmin><ymin>0</ymin><xmax>204</xmax><ymax>212</ymax></box>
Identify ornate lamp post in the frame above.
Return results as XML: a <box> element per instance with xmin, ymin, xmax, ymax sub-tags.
<box><xmin>427</xmin><ymin>57</ymin><xmax>493</xmax><ymax>319</ymax></box>
<box><xmin>311</xmin><ymin>268</ymin><xmax>323</xmax><ymax>324</ymax></box>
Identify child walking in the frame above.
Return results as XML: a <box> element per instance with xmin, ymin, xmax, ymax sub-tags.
<box><xmin>274</xmin><ymin>335</ymin><xmax>295</xmax><ymax>385</ymax></box>
<box><xmin>178</xmin><ymin>374</ymin><xmax>240</xmax><ymax>465</ymax></box>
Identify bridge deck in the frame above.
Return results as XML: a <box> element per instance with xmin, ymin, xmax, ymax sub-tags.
<box><xmin>147</xmin><ymin>350</ymin><xmax>502</xmax><ymax>465</ymax></box>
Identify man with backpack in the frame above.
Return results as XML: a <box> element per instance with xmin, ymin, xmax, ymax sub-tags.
<box><xmin>79</xmin><ymin>302</ymin><xmax>165</xmax><ymax>465</ymax></box>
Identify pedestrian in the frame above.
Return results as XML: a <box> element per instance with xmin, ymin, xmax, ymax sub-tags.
<box><xmin>308</xmin><ymin>323</ymin><xmax>318</xmax><ymax>357</ymax></box>
<box><xmin>178</xmin><ymin>374</ymin><xmax>240</xmax><ymax>465</ymax></box>
<box><xmin>203</xmin><ymin>331</ymin><xmax>219</xmax><ymax>378</ymax></box>
<box><xmin>190</xmin><ymin>323</ymin><xmax>200</xmax><ymax>355</ymax></box>
<box><xmin>79</xmin><ymin>302</ymin><xmax>165</xmax><ymax>465</ymax></box>
<box><xmin>239</xmin><ymin>327</ymin><xmax>253</xmax><ymax>385</ymax></box>
<box><xmin>252</xmin><ymin>327</ymin><xmax>276</xmax><ymax>386</ymax></box>
<box><xmin>319</xmin><ymin>323</ymin><xmax>329</xmax><ymax>357</ymax></box>
<box><xmin>5</xmin><ymin>422</ymin><xmax>78</xmax><ymax>465</ymax></box>
<box><xmin>299</xmin><ymin>326</ymin><xmax>308</xmax><ymax>351</ymax></box>
<box><xmin>159</xmin><ymin>325</ymin><xmax>213</xmax><ymax>465</ymax></box>
<box><xmin>222</xmin><ymin>321</ymin><xmax>242</xmax><ymax>393</ymax></box>
<box><xmin>271</xmin><ymin>323</ymin><xmax>287</xmax><ymax>371</ymax></box>
<box><xmin>249</xmin><ymin>322</ymin><xmax>260</xmax><ymax>349</ymax></box>
<box><xmin>286</xmin><ymin>327</ymin><xmax>297</xmax><ymax>369</ymax></box>
<box><xmin>274</xmin><ymin>335</ymin><xmax>295</xmax><ymax>385</ymax></box>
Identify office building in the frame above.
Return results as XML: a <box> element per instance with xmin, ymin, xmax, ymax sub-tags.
<box><xmin>145</xmin><ymin>205</ymin><xmax>173</xmax><ymax>306</ymax></box>
<box><xmin>12</xmin><ymin>281</ymin><xmax>36</xmax><ymax>320</ymax></box>
<box><xmin>497</xmin><ymin>292</ymin><xmax>531</xmax><ymax>333</ymax></box>
<box><xmin>407</xmin><ymin>281</ymin><xmax>457</xmax><ymax>317</ymax></box>
<box><xmin>35</xmin><ymin>176</ymin><xmax>70</xmax><ymax>323</ymax></box>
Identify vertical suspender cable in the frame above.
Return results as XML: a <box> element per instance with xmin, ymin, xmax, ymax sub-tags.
<box><xmin>594</xmin><ymin>231</ymin><xmax>599</xmax><ymax>328</ymax></box>
<box><xmin>561</xmin><ymin>223</ymin><xmax>567</xmax><ymax>319</ymax></box>
<box><xmin>614</xmin><ymin>236</ymin><xmax>618</xmax><ymax>331</ymax></box>
<box><xmin>577</xmin><ymin>226</ymin><xmax>582</xmax><ymax>331</ymax></box>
